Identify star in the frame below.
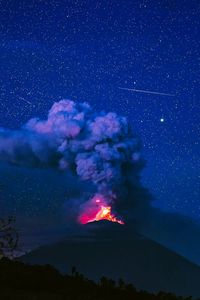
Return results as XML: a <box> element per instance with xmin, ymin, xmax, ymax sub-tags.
<box><xmin>160</xmin><ymin>118</ymin><xmax>164</xmax><ymax>123</ymax></box>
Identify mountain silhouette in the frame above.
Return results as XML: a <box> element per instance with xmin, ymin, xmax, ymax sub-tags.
<box><xmin>21</xmin><ymin>220</ymin><xmax>200</xmax><ymax>298</ymax></box>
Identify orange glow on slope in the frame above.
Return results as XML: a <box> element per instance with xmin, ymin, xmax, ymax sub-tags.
<box><xmin>91</xmin><ymin>205</ymin><xmax>125</xmax><ymax>225</ymax></box>
<box><xmin>78</xmin><ymin>196</ymin><xmax>125</xmax><ymax>225</ymax></box>
<box><xmin>81</xmin><ymin>205</ymin><xmax>124</xmax><ymax>225</ymax></box>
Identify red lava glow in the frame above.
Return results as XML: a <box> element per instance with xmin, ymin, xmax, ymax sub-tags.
<box><xmin>91</xmin><ymin>205</ymin><xmax>124</xmax><ymax>225</ymax></box>
<box><xmin>79</xmin><ymin>198</ymin><xmax>124</xmax><ymax>225</ymax></box>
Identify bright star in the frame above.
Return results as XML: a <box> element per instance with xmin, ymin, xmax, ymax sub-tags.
<box><xmin>160</xmin><ymin>118</ymin><xmax>164</xmax><ymax>122</ymax></box>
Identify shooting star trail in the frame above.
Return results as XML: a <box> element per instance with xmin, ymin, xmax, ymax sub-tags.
<box><xmin>18</xmin><ymin>96</ymin><xmax>33</xmax><ymax>105</ymax></box>
<box><xmin>118</xmin><ymin>87</ymin><xmax>175</xmax><ymax>97</ymax></box>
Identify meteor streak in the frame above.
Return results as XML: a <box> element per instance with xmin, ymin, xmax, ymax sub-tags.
<box><xmin>119</xmin><ymin>87</ymin><xmax>175</xmax><ymax>97</ymax></box>
<box><xmin>18</xmin><ymin>96</ymin><xmax>33</xmax><ymax>105</ymax></box>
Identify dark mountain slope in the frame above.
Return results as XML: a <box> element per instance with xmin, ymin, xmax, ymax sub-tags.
<box><xmin>21</xmin><ymin>221</ymin><xmax>200</xmax><ymax>298</ymax></box>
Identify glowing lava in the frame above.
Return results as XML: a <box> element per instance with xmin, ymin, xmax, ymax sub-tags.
<box><xmin>79</xmin><ymin>197</ymin><xmax>124</xmax><ymax>225</ymax></box>
<box><xmin>90</xmin><ymin>205</ymin><xmax>125</xmax><ymax>225</ymax></box>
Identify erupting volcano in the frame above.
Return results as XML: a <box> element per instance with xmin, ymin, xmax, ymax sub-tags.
<box><xmin>0</xmin><ymin>99</ymin><xmax>145</xmax><ymax>229</ymax></box>
<box><xmin>78</xmin><ymin>195</ymin><xmax>124</xmax><ymax>225</ymax></box>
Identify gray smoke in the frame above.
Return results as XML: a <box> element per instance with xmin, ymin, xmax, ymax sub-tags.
<box><xmin>0</xmin><ymin>100</ymin><xmax>150</xmax><ymax>222</ymax></box>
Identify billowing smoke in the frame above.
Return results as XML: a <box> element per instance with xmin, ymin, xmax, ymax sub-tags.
<box><xmin>0</xmin><ymin>100</ymin><xmax>150</xmax><ymax>223</ymax></box>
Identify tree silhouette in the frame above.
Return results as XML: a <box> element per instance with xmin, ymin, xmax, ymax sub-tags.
<box><xmin>71</xmin><ymin>266</ymin><xmax>77</xmax><ymax>276</ymax></box>
<box><xmin>0</xmin><ymin>259</ymin><xmax>194</xmax><ymax>300</ymax></box>
<box><xmin>0</xmin><ymin>216</ymin><xmax>19</xmax><ymax>259</ymax></box>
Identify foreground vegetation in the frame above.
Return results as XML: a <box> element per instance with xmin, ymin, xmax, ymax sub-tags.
<box><xmin>0</xmin><ymin>258</ymin><xmax>194</xmax><ymax>300</ymax></box>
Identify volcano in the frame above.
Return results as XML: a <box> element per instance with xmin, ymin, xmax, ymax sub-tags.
<box><xmin>21</xmin><ymin>221</ymin><xmax>200</xmax><ymax>298</ymax></box>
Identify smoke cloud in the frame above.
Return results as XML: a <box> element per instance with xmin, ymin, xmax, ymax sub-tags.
<box><xmin>0</xmin><ymin>100</ymin><xmax>150</xmax><ymax>223</ymax></box>
<box><xmin>2</xmin><ymin>99</ymin><xmax>200</xmax><ymax>267</ymax></box>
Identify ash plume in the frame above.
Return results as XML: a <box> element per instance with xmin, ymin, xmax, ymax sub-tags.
<box><xmin>0</xmin><ymin>100</ymin><xmax>150</xmax><ymax>223</ymax></box>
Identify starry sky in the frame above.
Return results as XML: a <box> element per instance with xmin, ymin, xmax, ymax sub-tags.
<box><xmin>0</xmin><ymin>0</ymin><xmax>199</xmax><ymax>247</ymax></box>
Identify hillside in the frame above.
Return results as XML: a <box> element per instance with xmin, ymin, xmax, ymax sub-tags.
<box><xmin>21</xmin><ymin>221</ymin><xmax>200</xmax><ymax>298</ymax></box>
<box><xmin>0</xmin><ymin>257</ymin><xmax>195</xmax><ymax>300</ymax></box>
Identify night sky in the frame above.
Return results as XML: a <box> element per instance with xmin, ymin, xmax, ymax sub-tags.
<box><xmin>0</xmin><ymin>0</ymin><xmax>199</xmax><ymax>250</ymax></box>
